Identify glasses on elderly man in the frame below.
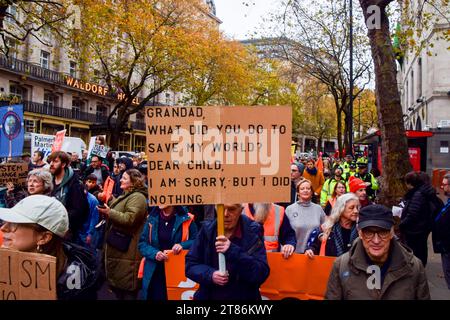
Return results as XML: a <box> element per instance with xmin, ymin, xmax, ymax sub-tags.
<box><xmin>361</xmin><ymin>228</ymin><xmax>391</xmax><ymax>240</ymax></box>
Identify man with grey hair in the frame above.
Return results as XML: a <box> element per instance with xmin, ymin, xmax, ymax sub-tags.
<box><xmin>432</xmin><ymin>173</ymin><xmax>450</xmax><ymax>289</ymax></box>
<box><xmin>325</xmin><ymin>204</ymin><xmax>430</xmax><ymax>300</ymax></box>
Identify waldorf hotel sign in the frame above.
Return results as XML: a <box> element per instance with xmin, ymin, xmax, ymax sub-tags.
<box><xmin>65</xmin><ymin>77</ymin><xmax>140</xmax><ymax>105</ymax></box>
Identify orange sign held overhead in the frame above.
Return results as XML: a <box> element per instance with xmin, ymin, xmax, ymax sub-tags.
<box><xmin>51</xmin><ymin>130</ymin><xmax>66</xmax><ymax>153</ymax></box>
<box><xmin>164</xmin><ymin>251</ymin><xmax>335</xmax><ymax>300</ymax></box>
<box><xmin>103</xmin><ymin>176</ymin><xmax>115</xmax><ymax>203</ymax></box>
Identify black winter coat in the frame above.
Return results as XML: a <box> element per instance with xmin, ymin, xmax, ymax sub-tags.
<box><xmin>57</xmin><ymin>242</ymin><xmax>100</xmax><ymax>300</ymax></box>
<box><xmin>399</xmin><ymin>183</ymin><xmax>437</xmax><ymax>236</ymax></box>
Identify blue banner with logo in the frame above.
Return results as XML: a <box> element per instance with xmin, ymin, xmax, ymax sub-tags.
<box><xmin>0</xmin><ymin>104</ymin><xmax>24</xmax><ymax>158</ymax></box>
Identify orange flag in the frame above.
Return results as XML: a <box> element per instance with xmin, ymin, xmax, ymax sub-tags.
<box><xmin>316</xmin><ymin>152</ymin><xmax>323</xmax><ymax>172</ymax></box>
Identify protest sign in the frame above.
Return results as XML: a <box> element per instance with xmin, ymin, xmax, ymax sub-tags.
<box><xmin>0</xmin><ymin>104</ymin><xmax>24</xmax><ymax>158</ymax></box>
<box><xmin>31</xmin><ymin>133</ymin><xmax>85</xmax><ymax>161</ymax></box>
<box><xmin>51</xmin><ymin>130</ymin><xmax>66</xmax><ymax>152</ymax></box>
<box><xmin>0</xmin><ymin>248</ymin><xmax>56</xmax><ymax>300</ymax></box>
<box><xmin>103</xmin><ymin>176</ymin><xmax>115</xmax><ymax>203</ymax></box>
<box><xmin>146</xmin><ymin>106</ymin><xmax>292</xmax><ymax>206</ymax></box>
<box><xmin>0</xmin><ymin>163</ymin><xmax>28</xmax><ymax>187</ymax></box>
<box><xmin>164</xmin><ymin>251</ymin><xmax>335</xmax><ymax>300</ymax></box>
<box><xmin>91</xmin><ymin>144</ymin><xmax>110</xmax><ymax>159</ymax></box>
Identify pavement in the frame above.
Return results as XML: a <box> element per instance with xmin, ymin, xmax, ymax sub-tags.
<box><xmin>426</xmin><ymin>236</ymin><xmax>450</xmax><ymax>300</ymax></box>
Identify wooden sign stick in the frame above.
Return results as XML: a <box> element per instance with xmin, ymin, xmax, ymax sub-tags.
<box><xmin>216</xmin><ymin>204</ymin><xmax>226</xmax><ymax>273</ymax></box>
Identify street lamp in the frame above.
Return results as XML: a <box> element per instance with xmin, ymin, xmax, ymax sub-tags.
<box><xmin>349</xmin><ymin>0</ymin><xmax>354</xmax><ymax>155</ymax></box>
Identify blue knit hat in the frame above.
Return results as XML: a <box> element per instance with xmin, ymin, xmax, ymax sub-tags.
<box><xmin>295</xmin><ymin>162</ymin><xmax>305</xmax><ymax>174</ymax></box>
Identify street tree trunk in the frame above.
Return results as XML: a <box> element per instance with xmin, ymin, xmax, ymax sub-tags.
<box><xmin>359</xmin><ymin>0</ymin><xmax>411</xmax><ymax>206</ymax></box>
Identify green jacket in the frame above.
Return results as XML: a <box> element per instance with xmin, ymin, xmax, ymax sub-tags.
<box><xmin>104</xmin><ymin>187</ymin><xmax>148</xmax><ymax>291</ymax></box>
<box><xmin>325</xmin><ymin>238</ymin><xmax>430</xmax><ymax>300</ymax></box>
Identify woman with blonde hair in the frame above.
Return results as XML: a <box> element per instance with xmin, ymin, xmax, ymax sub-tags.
<box><xmin>305</xmin><ymin>193</ymin><xmax>360</xmax><ymax>258</ymax></box>
<box><xmin>286</xmin><ymin>179</ymin><xmax>326</xmax><ymax>253</ymax></box>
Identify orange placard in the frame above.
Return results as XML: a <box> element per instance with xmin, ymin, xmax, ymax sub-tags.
<box><xmin>164</xmin><ymin>251</ymin><xmax>335</xmax><ymax>300</ymax></box>
<box><xmin>103</xmin><ymin>176</ymin><xmax>115</xmax><ymax>203</ymax></box>
<box><xmin>51</xmin><ymin>130</ymin><xmax>66</xmax><ymax>152</ymax></box>
<box><xmin>0</xmin><ymin>231</ymin><xmax>3</xmax><ymax>247</ymax></box>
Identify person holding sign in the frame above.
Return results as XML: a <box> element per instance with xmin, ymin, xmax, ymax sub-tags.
<box><xmin>185</xmin><ymin>203</ymin><xmax>269</xmax><ymax>300</ymax></box>
<box><xmin>305</xmin><ymin>193</ymin><xmax>360</xmax><ymax>258</ymax></box>
<box><xmin>0</xmin><ymin>195</ymin><xmax>99</xmax><ymax>299</ymax></box>
<box><xmin>97</xmin><ymin>169</ymin><xmax>147</xmax><ymax>300</ymax></box>
<box><xmin>286</xmin><ymin>179</ymin><xmax>326</xmax><ymax>254</ymax></box>
<box><xmin>138</xmin><ymin>205</ymin><xmax>197</xmax><ymax>300</ymax></box>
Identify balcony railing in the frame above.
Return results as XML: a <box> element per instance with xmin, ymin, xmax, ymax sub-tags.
<box><xmin>0</xmin><ymin>55</ymin><xmax>66</xmax><ymax>84</ymax></box>
<box><xmin>23</xmin><ymin>100</ymin><xmax>146</xmax><ymax>131</ymax></box>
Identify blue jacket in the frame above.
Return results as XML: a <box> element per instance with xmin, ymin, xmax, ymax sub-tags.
<box><xmin>185</xmin><ymin>215</ymin><xmax>270</xmax><ymax>300</ymax></box>
<box><xmin>138</xmin><ymin>206</ymin><xmax>198</xmax><ymax>300</ymax></box>
<box><xmin>77</xmin><ymin>192</ymin><xmax>100</xmax><ymax>249</ymax></box>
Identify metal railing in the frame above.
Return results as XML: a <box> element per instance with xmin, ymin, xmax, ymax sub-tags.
<box><xmin>0</xmin><ymin>55</ymin><xmax>66</xmax><ymax>84</ymax></box>
<box><xmin>22</xmin><ymin>100</ymin><xmax>147</xmax><ymax>130</ymax></box>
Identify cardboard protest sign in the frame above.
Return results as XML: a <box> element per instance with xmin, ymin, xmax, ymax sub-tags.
<box><xmin>146</xmin><ymin>106</ymin><xmax>292</xmax><ymax>206</ymax></box>
<box><xmin>103</xmin><ymin>176</ymin><xmax>115</xmax><ymax>203</ymax></box>
<box><xmin>164</xmin><ymin>251</ymin><xmax>335</xmax><ymax>300</ymax></box>
<box><xmin>91</xmin><ymin>144</ymin><xmax>110</xmax><ymax>159</ymax></box>
<box><xmin>51</xmin><ymin>130</ymin><xmax>66</xmax><ymax>152</ymax></box>
<box><xmin>0</xmin><ymin>163</ymin><xmax>28</xmax><ymax>187</ymax></box>
<box><xmin>0</xmin><ymin>248</ymin><xmax>57</xmax><ymax>300</ymax></box>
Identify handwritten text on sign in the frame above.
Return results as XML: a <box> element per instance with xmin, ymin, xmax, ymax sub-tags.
<box><xmin>0</xmin><ymin>249</ymin><xmax>56</xmax><ymax>300</ymax></box>
<box><xmin>145</xmin><ymin>106</ymin><xmax>292</xmax><ymax>206</ymax></box>
<box><xmin>0</xmin><ymin>163</ymin><xmax>28</xmax><ymax>187</ymax></box>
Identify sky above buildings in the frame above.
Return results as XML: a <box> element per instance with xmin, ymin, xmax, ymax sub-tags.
<box><xmin>214</xmin><ymin>0</ymin><xmax>280</xmax><ymax>40</ymax></box>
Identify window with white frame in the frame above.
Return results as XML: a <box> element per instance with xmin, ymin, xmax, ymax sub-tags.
<box><xmin>69</xmin><ymin>61</ymin><xmax>76</xmax><ymax>78</ymax></box>
<box><xmin>40</xmin><ymin>50</ymin><xmax>50</xmax><ymax>69</ymax></box>
<box><xmin>5</xmin><ymin>5</ymin><xmax>17</xmax><ymax>24</ymax></box>
<box><xmin>4</xmin><ymin>37</ymin><xmax>17</xmax><ymax>58</ymax></box>
<box><xmin>96</xmin><ymin>103</ymin><xmax>108</xmax><ymax>121</ymax></box>
<box><xmin>9</xmin><ymin>83</ymin><xmax>27</xmax><ymax>100</ymax></box>
<box><xmin>43</xmin><ymin>91</ymin><xmax>57</xmax><ymax>108</ymax></box>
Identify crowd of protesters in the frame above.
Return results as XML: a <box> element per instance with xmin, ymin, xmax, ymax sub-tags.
<box><xmin>0</xmin><ymin>145</ymin><xmax>449</xmax><ymax>300</ymax></box>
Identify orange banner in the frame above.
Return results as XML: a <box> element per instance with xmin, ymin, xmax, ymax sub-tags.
<box><xmin>103</xmin><ymin>176</ymin><xmax>115</xmax><ymax>203</ymax></box>
<box><xmin>164</xmin><ymin>251</ymin><xmax>335</xmax><ymax>300</ymax></box>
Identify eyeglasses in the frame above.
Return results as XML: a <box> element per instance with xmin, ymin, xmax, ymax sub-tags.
<box><xmin>291</xmin><ymin>169</ymin><xmax>299</xmax><ymax>172</ymax></box>
<box><xmin>361</xmin><ymin>228</ymin><xmax>391</xmax><ymax>240</ymax></box>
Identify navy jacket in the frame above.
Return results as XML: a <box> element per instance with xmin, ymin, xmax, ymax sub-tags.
<box><xmin>185</xmin><ymin>215</ymin><xmax>270</xmax><ymax>300</ymax></box>
<box><xmin>432</xmin><ymin>198</ymin><xmax>450</xmax><ymax>254</ymax></box>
